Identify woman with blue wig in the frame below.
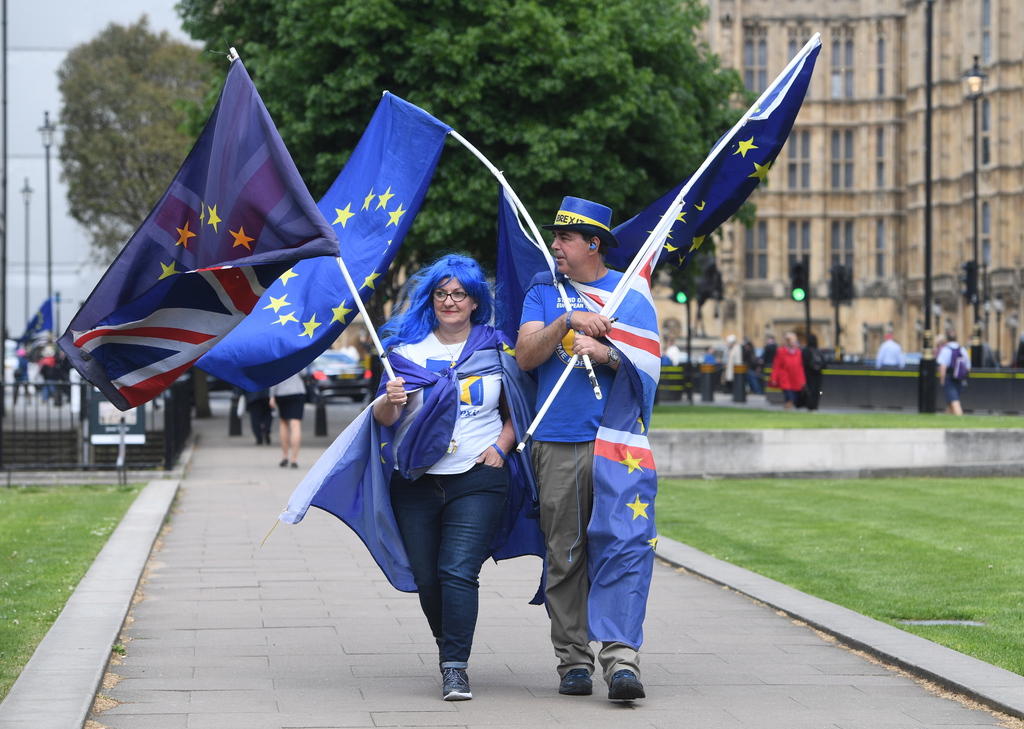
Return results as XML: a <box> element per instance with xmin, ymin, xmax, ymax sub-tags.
<box><xmin>372</xmin><ymin>253</ymin><xmax>519</xmax><ymax>701</ymax></box>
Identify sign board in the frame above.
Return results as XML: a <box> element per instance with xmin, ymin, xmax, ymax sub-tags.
<box><xmin>89</xmin><ymin>389</ymin><xmax>146</xmax><ymax>445</ymax></box>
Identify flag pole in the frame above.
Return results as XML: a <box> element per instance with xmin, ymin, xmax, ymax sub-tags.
<box><xmin>515</xmin><ymin>33</ymin><xmax>822</xmax><ymax>450</ymax></box>
<box><xmin>334</xmin><ymin>256</ymin><xmax>396</xmax><ymax>380</ymax></box>
<box><xmin>447</xmin><ymin>129</ymin><xmax>604</xmax><ymax>400</ymax></box>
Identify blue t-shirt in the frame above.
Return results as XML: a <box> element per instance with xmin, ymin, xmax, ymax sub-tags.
<box><xmin>519</xmin><ymin>271</ymin><xmax>621</xmax><ymax>441</ymax></box>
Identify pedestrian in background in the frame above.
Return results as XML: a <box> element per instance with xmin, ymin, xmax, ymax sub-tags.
<box><xmin>801</xmin><ymin>333</ymin><xmax>824</xmax><ymax>411</ymax></box>
<box><xmin>769</xmin><ymin>331</ymin><xmax>805</xmax><ymax>410</ymax></box>
<box><xmin>741</xmin><ymin>338</ymin><xmax>763</xmax><ymax>394</ymax></box>
<box><xmin>937</xmin><ymin>329</ymin><xmax>970</xmax><ymax>416</ymax></box>
<box><xmin>245</xmin><ymin>388</ymin><xmax>273</xmax><ymax>445</ymax></box>
<box><xmin>722</xmin><ymin>334</ymin><xmax>742</xmax><ymax>392</ymax></box>
<box><xmin>270</xmin><ymin>372</ymin><xmax>306</xmax><ymax>467</ymax></box>
<box><xmin>875</xmin><ymin>332</ymin><xmax>906</xmax><ymax>368</ymax></box>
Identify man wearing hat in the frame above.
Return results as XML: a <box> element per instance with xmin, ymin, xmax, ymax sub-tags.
<box><xmin>516</xmin><ymin>196</ymin><xmax>648</xmax><ymax>702</ymax></box>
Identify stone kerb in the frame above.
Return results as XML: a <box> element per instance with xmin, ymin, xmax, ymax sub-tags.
<box><xmin>649</xmin><ymin>428</ymin><xmax>1024</xmax><ymax>477</ymax></box>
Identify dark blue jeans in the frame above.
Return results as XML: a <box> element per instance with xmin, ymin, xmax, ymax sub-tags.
<box><xmin>390</xmin><ymin>463</ymin><xmax>508</xmax><ymax>669</ymax></box>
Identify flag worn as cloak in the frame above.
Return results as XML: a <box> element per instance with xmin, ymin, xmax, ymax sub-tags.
<box><xmin>280</xmin><ymin>325</ymin><xmax>544</xmax><ymax>597</ymax></box>
<box><xmin>566</xmin><ymin>261</ymin><xmax>660</xmax><ymax>648</ymax></box>
<box><xmin>198</xmin><ymin>93</ymin><xmax>451</xmax><ymax>390</ymax></box>
<box><xmin>59</xmin><ymin>59</ymin><xmax>338</xmax><ymax>410</ymax></box>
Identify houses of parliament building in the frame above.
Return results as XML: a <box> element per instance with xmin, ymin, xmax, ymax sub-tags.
<box><xmin>676</xmin><ymin>0</ymin><xmax>1022</xmax><ymax>362</ymax></box>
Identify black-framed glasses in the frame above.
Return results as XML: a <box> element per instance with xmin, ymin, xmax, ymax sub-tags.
<box><xmin>433</xmin><ymin>289</ymin><xmax>468</xmax><ymax>302</ymax></box>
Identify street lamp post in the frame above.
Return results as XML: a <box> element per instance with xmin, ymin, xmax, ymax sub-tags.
<box><xmin>918</xmin><ymin>0</ymin><xmax>937</xmax><ymax>413</ymax></box>
<box><xmin>964</xmin><ymin>55</ymin><xmax>986</xmax><ymax>367</ymax></box>
<box><xmin>38</xmin><ymin>111</ymin><xmax>56</xmax><ymax>339</ymax></box>
<box><xmin>20</xmin><ymin>178</ymin><xmax>32</xmax><ymax>327</ymax></box>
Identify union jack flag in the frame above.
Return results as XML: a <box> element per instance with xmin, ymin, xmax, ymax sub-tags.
<box><xmin>59</xmin><ymin>59</ymin><xmax>338</xmax><ymax>410</ymax></box>
<box><xmin>566</xmin><ymin>263</ymin><xmax>660</xmax><ymax>648</ymax></box>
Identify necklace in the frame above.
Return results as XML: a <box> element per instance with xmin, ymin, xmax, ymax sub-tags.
<box><xmin>435</xmin><ymin>334</ymin><xmax>465</xmax><ymax>367</ymax></box>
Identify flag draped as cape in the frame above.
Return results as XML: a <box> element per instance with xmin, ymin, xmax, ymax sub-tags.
<box><xmin>281</xmin><ymin>325</ymin><xmax>544</xmax><ymax>596</ymax></box>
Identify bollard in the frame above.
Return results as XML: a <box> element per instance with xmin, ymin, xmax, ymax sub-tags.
<box><xmin>699</xmin><ymin>363</ymin><xmax>715</xmax><ymax>402</ymax></box>
<box><xmin>229</xmin><ymin>391</ymin><xmax>242</xmax><ymax>436</ymax></box>
<box><xmin>314</xmin><ymin>396</ymin><xmax>328</xmax><ymax>437</ymax></box>
<box><xmin>732</xmin><ymin>364</ymin><xmax>747</xmax><ymax>403</ymax></box>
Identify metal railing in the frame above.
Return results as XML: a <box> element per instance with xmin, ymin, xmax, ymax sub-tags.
<box><xmin>0</xmin><ymin>380</ymin><xmax>192</xmax><ymax>471</ymax></box>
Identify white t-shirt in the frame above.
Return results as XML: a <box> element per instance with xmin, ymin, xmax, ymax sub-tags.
<box><xmin>393</xmin><ymin>332</ymin><xmax>503</xmax><ymax>475</ymax></box>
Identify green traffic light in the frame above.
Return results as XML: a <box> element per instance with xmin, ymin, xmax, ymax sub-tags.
<box><xmin>791</xmin><ymin>287</ymin><xmax>806</xmax><ymax>302</ymax></box>
<box><xmin>674</xmin><ymin>291</ymin><xmax>687</xmax><ymax>304</ymax></box>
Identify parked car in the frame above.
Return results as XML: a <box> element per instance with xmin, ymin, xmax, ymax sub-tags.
<box><xmin>305</xmin><ymin>349</ymin><xmax>373</xmax><ymax>402</ymax></box>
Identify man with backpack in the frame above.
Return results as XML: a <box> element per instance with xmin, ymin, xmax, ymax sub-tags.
<box><xmin>937</xmin><ymin>328</ymin><xmax>970</xmax><ymax>415</ymax></box>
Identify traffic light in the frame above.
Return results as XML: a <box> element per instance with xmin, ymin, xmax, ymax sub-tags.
<box><xmin>829</xmin><ymin>264</ymin><xmax>854</xmax><ymax>304</ymax></box>
<box><xmin>673</xmin><ymin>289</ymin><xmax>688</xmax><ymax>304</ymax></box>
<box><xmin>961</xmin><ymin>261</ymin><xmax>978</xmax><ymax>302</ymax></box>
<box><xmin>789</xmin><ymin>259</ymin><xmax>808</xmax><ymax>302</ymax></box>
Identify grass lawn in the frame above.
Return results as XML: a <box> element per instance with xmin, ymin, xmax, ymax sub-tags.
<box><xmin>0</xmin><ymin>483</ymin><xmax>141</xmax><ymax>699</ymax></box>
<box><xmin>652</xmin><ymin>404</ymin><xmax>1024</xmax><ymax>429</ymax></box>
<box><xmin>657</xmin><ymin>476</ymin><xmax>1024</xmax><ymax>676</ymax></box>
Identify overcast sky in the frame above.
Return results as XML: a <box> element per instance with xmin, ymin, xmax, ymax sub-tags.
<box><xmin>5</xmin><ymin>1</ymin><xmax>188</xmax><ymax>335</ymax></box>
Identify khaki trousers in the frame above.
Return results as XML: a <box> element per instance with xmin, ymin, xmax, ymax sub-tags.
<box><xmin>532</xmin><ymin>440</ymin><xmax>640</xmax><ymax>683</ymax></box>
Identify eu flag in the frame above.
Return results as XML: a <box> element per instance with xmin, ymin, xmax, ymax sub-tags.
<box><xmin>606</xmin><ymin>35</ymin><xmax>821</xmax><ymax>272</ymax></box>
<box><xmin>198</xmin><ymin>93</ymin><xmax>452</xmax><ymax>391</ymax></box>
<box><xmin>494</xmin><ymin>188</ymin><xmax>550</xmax><ymax>338</ymax></box>
<box><xmin>19</xmin><ymin>298</ymin><xmax>54</xmax><ymax>347</ymax></box>
<box><xmin>59</xmin><ymin>59</ymin><xmax>339</xmax><ymax>410</ymax></box>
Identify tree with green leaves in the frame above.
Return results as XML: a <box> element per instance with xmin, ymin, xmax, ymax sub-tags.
<box><xmin>58</xmin><ymin>17</ymin><xmax>209</xmax><ymax>263</ymax></box>
<box><xmin>177</xmin><ymin>0</ymin><xmax>746</xmax><ymax>311</ymax></box>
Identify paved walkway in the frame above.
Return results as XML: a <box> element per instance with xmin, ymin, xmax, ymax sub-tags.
<box><xmin>23</xmin><ymin>400</ymin><xmax>1024</xmax><ymax>728</ymax></box>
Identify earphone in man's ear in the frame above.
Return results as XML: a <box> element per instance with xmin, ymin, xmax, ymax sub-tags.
<box><xmin>589</xmin><ymin>241</ymin><xmax>598</xmax><ymax>250</ymax></box>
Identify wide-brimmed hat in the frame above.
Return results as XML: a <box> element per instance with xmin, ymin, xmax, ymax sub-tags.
<box><xmin>541</xmin><ymin>196</ymin><xmax>619</xmax><ymax>248</ymax></box>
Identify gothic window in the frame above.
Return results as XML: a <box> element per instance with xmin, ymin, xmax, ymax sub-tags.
<box><xmin>744</xmin><ymin>221</ymin><xmax>768</xmax><ymax>279</ymax></box>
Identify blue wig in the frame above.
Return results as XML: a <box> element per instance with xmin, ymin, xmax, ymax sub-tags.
<box><xmin>381</xmin><ymin>254</ymin><xmax>493</xmax><ymax>349</ymax></box>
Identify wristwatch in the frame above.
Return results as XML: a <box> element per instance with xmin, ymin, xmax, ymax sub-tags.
<box><xmin>605</xmin><ymin>347</ymin><xmax>620</xmax><ymax>366</ymax></box>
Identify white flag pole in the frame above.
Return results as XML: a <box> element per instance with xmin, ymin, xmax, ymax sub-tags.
<box><xmin>447</xmin><ymin>130</ymin><xmax>604</xmax><ymax>400</ymax></box>
<box><xmin>515</xmin><ymin>33</ymin><xmax>822</xmax><ymax>450</ymax></box>
<box><xmin>334</xmin><ymin>256</ymin><xmax>396</xmax><ymax>380</ymax></box>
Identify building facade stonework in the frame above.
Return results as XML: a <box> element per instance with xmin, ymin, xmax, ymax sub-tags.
<box><xmin>693</xmin><ymin>0</ymin><xmax>1023</xmax><ymax>362</ymax></box>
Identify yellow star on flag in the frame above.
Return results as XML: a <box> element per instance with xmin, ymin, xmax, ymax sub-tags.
<box><xmin>689</xmin><ymin>235</ymin><xmax>706</xmax><ymax>253</ymax></box>
<box><xmin>263</xmin><ymin>294</ymin><xmax>290</xmax><ymax>313</ymax></box>
<box><xmin>362</xmin><ymin>271</ymin><xmax>381</xmax><ymax>290</ymax></box>
<box><xmin>695</xmin><ymin>200</ymin><xmax>706</xmax><ymax>211</ymax></box>
<box><xmin>749</xmin><ymin>161</ymin><xmax>772</xmax><ymax>182</ymax></box>
<box><xmin>380</xmin><ymin>441</ymin><xmax>388</xmax><ymax>464</ymax></box>
<box><xmin>279</xmin><ymin>268</ymin><xmax>299</xmax><ymax>285</ymax></box>
<box><xmin>273</xmin><ymin>312</ymin><xmax>298</xmax><ymax>326</ymax></box>
<box><xmin>637</xmin><ymin>416</ymin><xmax>646</xmax><ymax>434</ymax></box>
<box><xmin>664</xmin><ymin>242</ymin><xmax>678</xmax><ymax>253</ymax></box>
<box><xmin>229</xmin><ymin>226</ymin><xmax>255</xmax><ymax>250</ymax></box>
<box><xmin>158</xmin><ymin>261</ymin><xmax>180</xmax><ymax>280</ymax></box>
<box><xmin>199</xmin><ymin>201</ymin><xmax>206</xmax><ymax>223</ymax></box>
<box><xmin>362</xmin><ymin>188</ymin><xmax>376</xmax><ymax>210</ymax></box>
<box><xmin>676</xmin><ymin>210</ymin><xmax>687</xmax><ymax>222</ymax></box>
<box><xmin>300</xmin><ymin>314</ymin><xmax>322</xmax><ymax>338</ymax></box>
<box><xmin>647</xmin><ymin>537</ymin><xmax>659</xmax><ymax>549</ymax></box>
<box><xmin>206</xmin><ymin>203</ymin><xmax>222</xmax><ymax>232</ymax></box>
<box><xmin>331</xmin><ymin>300</ymin><xmax>353</xmax><ymax>324</ymax></box>
<box><xmin>626</xmin><ymin>494</ymin><xmax>650</xmax><ymax>520</ymax></box>
<box><xmin>175</xmin><ymin>220</ymin><xmax>197</xmax><ymax>248</ymax></box>
<box><xmin>376</xmin><ymin>186</ymin><xmax>395</xmax><ymax>210</ymax></box>
<box><xmin>620</xmin><ymin>450</ymin><xmax>644</xmax><ymax>474</ymax></box>
<box><xmin>735</xmin><ymin>137</ymin><xmax>759</xmax><ymax>157</ymax></box>
<box><xmin>387</xmin><ymin>203</ymin><xmax>407</xmax><ymax>227</ymax></box>
<box><xmin>332</xmin><ymin>203</ymin><xmax>355</xmax><ymax>227</ymax></box>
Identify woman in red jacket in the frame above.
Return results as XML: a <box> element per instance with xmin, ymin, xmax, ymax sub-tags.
<box><xmin>769</xmin><ymin>331</ymin><xmax>806</xmax><ymax>410</ymax></box>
